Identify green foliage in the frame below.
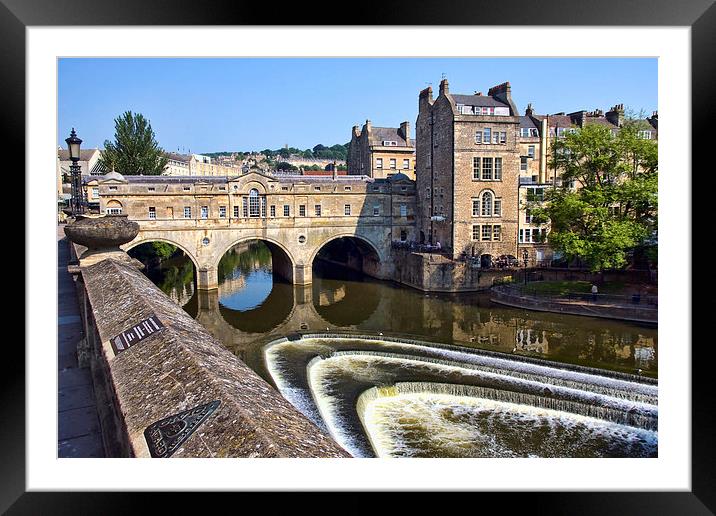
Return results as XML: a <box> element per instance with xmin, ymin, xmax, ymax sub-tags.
<box><xmin>530</xmin><ymin>117</ymin><xmax>658</xmax><ymax>271</ymax></box>
<box><xmin>99</xmin><ymin>111</ymin><xmax>168</xmax><ymax>175</ymax></box>
<box><xmin>276</xmin><ymin>161</ymin><xmax>298</xmax><ymax>171</ymax></box>
<box><xmin>128</xmin><ymin>241</ymin><xmax>179</xmax><ymax>264</ymax></box>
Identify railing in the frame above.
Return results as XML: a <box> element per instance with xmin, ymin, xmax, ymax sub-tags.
<box><xmin>391</xmin><ymin>240</ymin><xmax>451</xmax><ymax>254</ymax></box>
<box><xmin>496</xmin><ymin>284</ymin><xmax>658</xmax><ymax>307</ymax></box>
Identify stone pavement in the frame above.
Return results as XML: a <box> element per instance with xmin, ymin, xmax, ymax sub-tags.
<box><xmin>57</xmin><ymin>224</ymin><xmax>105</xmax><ymax>457</ymax></box>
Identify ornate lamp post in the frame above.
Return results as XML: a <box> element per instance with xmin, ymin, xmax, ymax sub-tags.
<box><xmin>65</xmin><ymin>128</ymin><xmax>84</xmax><ymax>215</ymax></box>
<box><xmin>523</xmin><ymin>248</ymin><xmax>529</xmax><ymax>285</ymax></box>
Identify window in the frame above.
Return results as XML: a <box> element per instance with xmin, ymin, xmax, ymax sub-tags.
<box><xmin>400</xmin><ymin>204</ymin><xmax>407</xmax><ymax>217</ymax></box>
<box><xmin>201</xmin><ymin>206</ymin><xmax>208</xmax><ymax>219</ymax></box>
<box><xmin>475</xmin><ymin>131</ymin><xmax>482</xmax><ymax>144</ymax></box>
<box><xmin>106</xmin><ymin>207</ymin><xmax>122</xmax><ymax>215</ymax></box>
<box><xmin>482</xmin><ymin>157</ymin><xmax>493</xmax><ymax>180</ymax></box>
<box><xmin>425</xmin><ymin>186</ymin><xmax>431</xmax><ymax>199</ymax></box>
<box><xmin>281</xmin><ymin>186</ymin><xmax>289</xmax><ymax>191</ymax></box>
<box><xmin>383</xmin><ymin>140</ymin><xmax>398</xmax><ymax>146</ymax></box>
<box><xmin>482</xmin><ymin>225</ymin><xmax>492</xmax><ymax>241</ymax></box>
<box><xmin>261</xmin><ymin>197</ymin><xmax>266</xmax><ymax>218</ymax></box>
<box><xmin>400</xmin><ymin>230</ymin><xmax>407</xmax><ymax>241</ymax></box>
<box><xmin>494</xmin><ymin>199</ymin><xmax>502</xmax><ymax>216</ymax></box>
<box><xmin>219</xmin><ymin>186</ymin><xmax>226</xmax><ymax>191</ymax></box>
<box><xmin>92</xmin><ymin>187</ymin><xmax>99</xmax><ymax>197</ymax></box>
<box><xmin>315</xmin><ymin>204</ymin><xmax>322</xmax><ymax>216</ymax></box>
<box><xmin>494</xmin><ymin>157</ymin><xmax>502</xmax><ymax>180</ymax></box>
<box><xmin>483</xmin><ymin>128</ymin><xmax>491</xmax><ymax>143</ymax></box>
<box><xmin>109</xmin><ymin>186</ymin><xmax>117</xmax><ymax>191</ymax></box>
<box><xmin>249</xmin><ymin>189</ymin><xmax>260</xmax><ymax>217</ymax></box>
<box><xmin>473</xmin><ymin>157</ymin><xmax>481</xmax><ymax>180</ymax></box>
<box><xmin>299</xmin><ymin>205</ymin><xmax>306</xmax><ymax>217</ymax></box>
<box><xmin>344</xmin><ymin>186</ymin><xmax>352</xmax><ymax>191</ymax></box>
<box><xmin>314</xmin><ymin>186</ymin><xmax>321</xmax><ymax>191</ymax></box>
<box><xmin>372</xmin><ymin>205</ymin><xmax>380</xmax><ymax>216</ymax></box>
<box><xmin>472</xmin><ymin>199</ymin><xmax>480</xmax><ymax>217</ymax></box>
<box><xmin>472</xmin><ymin>225</ymin><xmax>480</xmax><ymax>241</ymax></box>
<box><xmin>270</xmin><ymin>205</ymin><xmax>276</xmax><ymax>217</ymax></box>
<box><xmin>492</xmin><ymin>131</ymin><xmax>499</xmax><ymax>144</ymax></box>
<box><xmin>148</xmin><ymin>187</ymin><xmax>155</xmax><ymax>192</ymax></box>
<box><xmin>376</xmin><ymin>158</ymin><xmax>383</xmax><ymax>169</ymax></box>
<box><xmin>183</xmin><ymin>186</ymin><xmax>190</xmax><ymax>191</ymax></box>
<box><xmin>242</xmin><ymin>197</ymin><xmax>248</xmax><ymax>217</ymax></box>
<box><xmin>528</xmin><ymin>187</ymin><xmax>545</xmax><ymax>201</ymax></box>
<box><xmin>481</xmin><ymin>191</ymin><xmax>493</xmax><ymax>216</ymax></box>
<box><xmin>283</xmin><ymin>204</ymin><xmax>290</xmax><ymax>217</ymax></box>
<box><xmin>521</xmin><ymin>156</ymin><xmax>528</xmax><ymax>171</ymax></box>
<box><xmin>520</xmin><ymin>128</ymin><xmax>529</xmax><ymax>137</ymax></box>
<box><xmin>528</xmin><ymin>145</ymin><xmax>535</xmax><ymax>158</ymax></box>
<box><xmin>390</xmin><ymin>159</ymin><xmax>396</xmax><ymax>170</ymax></box>
<box><xmin>233</xmin><ymin>205</ymin><xmax>239</xmax><ymax>218</ymax></box>
<box><xmin>638</xmin><ymin>130</ymin><xmax>653</xmax><ymax>139</ymax></box>
<box><xmin>500</xmin><ymin>131</ymin><xmax>506</xmax><ymax>144</ymax></box>
<box><xmin>493</xmin><ymin>225</ymin><xmax>502</xmax><ymax>241</ymax></box>
<box><xmin>219</xmin><ymin>206</ymin><xmax>226</xmax><ymax>218</ymax></box>
<box><xmin>344</xmin><ymin>204</ymin><xmax>351</xmax><ymax>216</ymax></box>
<box><xmin>184</xmin><ymin>206</ymin><xmax>191</xmax><ymax>218</ymax></box>
<box><xmin>148</xmin><ymin>207</ymin><xmax>156</xmax><ymax>219</ymax></box>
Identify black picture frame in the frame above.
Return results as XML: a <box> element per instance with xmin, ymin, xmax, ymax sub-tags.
<box><xmin>7</xmin><ymin>0</ymin><xmax>710</xmax><ymax>512</ymax></box>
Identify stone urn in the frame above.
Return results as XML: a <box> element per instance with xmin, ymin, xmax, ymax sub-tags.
<box><xmin>64</xmin><ymin>214</ymin><xmax>143</xmax><ymax>268</ymax></box>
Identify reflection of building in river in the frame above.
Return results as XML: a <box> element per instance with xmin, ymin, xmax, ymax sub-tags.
<box><xmin>166</xmin><ymin>282</ymin><xmax>195</xmax><ymax>307</ymax></box>
<box><xmin>318</xmin><ymin>285</ymin><xmax>346</xmax><ymax>307</ymax></box>
<box><xmin>218</xmin><ymin>273</ymin><xmax>247</xmax><ymax>294</ymax></box>
<box><xmin>515</xmin><ymin>327</ymin><xmax>549</xmax><ymax>354</ymax></box>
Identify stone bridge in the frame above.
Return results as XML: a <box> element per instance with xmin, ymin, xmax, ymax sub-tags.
<box><xmin>98</xmin><ymin>171</ymin><xmax>417</xmax><ymax>290</ymax></box>
<box><xmin>123</xmin><ymin>219</ymin><xmax>391</xmax><ymax>290</ymax></box>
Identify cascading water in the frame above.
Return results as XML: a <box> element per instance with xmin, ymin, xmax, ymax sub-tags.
<box><xmin>263</xmin><ymin>335</ymin><xmax>658</xmax><ymax>458</ymax></box>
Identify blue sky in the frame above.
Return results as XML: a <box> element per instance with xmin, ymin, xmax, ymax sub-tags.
<box><xmin>58</xmin><ymin>58</ymin><xmax>657</xmax><ymax>153</ymax></box>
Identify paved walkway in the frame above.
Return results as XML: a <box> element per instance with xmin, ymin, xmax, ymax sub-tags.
<box><xmin>57</xmin><ymin>224</ymin><xmax>105</xmax><ymax>457</ymax></box>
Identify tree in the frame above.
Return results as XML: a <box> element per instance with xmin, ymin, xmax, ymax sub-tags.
<box><xmin>529</xmin><ymin>118</ymin><xmax>658</xmax><ymax>271</ymax></box>
<box><xmin>99</xmin><ymin>111</ymin><xmax>168</xmax><ymax>175</ymax></box>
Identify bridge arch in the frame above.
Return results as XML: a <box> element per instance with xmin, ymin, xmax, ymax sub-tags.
<box><xmin>124</xmin><ymin>236</ymin><xmax>201</xmax><ymax>271</ymax></box>
<box><xmin>214</xmin><ymin>236</ymin><xmax>298</xmax><ymax>284</ymax></box>
<box><xmin>309</xmin><ymin>233</ymin><xmax>384</xmax><ymax>279</ymax></box>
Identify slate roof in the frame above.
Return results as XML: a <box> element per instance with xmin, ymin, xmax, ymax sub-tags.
<box><xmin>451</xmin><ymin>94</ymin><xmax>509</xmax><ymax>108</ymax></box>
<box><xmin>368</xmin><ymin>127</ymin><xmax>411</xmax><ymax>147</ymax></box>
<box><xmin>519</xmin><ymin>116</ymin><xmax>539</xmax><ymax>129</ymax></box>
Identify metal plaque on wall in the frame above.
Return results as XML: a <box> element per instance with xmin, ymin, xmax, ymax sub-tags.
<box><xmin>110</xmin><ymin>314</ymin><xmax>164</xmax><ymax>355</ymax></box>
<box><xmin>144</xmin><ymin>400</ymin><xmax>221</xmax><ymax>458</ymax></box>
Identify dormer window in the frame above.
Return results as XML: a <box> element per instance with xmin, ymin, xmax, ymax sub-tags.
<box><xmin>383</xmin><ymin>140</ymin><xmax>398</xmax><ymax>146</ymax></box>
<box><xmin>638</xmin><ymin>130</ymin><xmax>653</xmax><ymax>139</ymax></box>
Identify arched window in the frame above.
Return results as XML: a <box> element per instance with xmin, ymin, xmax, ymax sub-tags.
<box><xmin>249</xmin><ymin>188</ymin><xmax>260</xmax><ymax>217</ymax></box>
<box><xmin>105</xmin><ymin>200</ymin><xmax>123</xmax><ymax>215</ymax></box>
<box><xmin>481</xmin><ymin>191</ymin><xmax>493</xmax><ymax>216</ymax></box>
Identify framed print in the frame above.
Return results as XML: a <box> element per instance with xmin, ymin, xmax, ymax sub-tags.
<box><xmin>6</xmin><ymin>0</ymin><xmax>713</xmax><ymax>512</ymax></box>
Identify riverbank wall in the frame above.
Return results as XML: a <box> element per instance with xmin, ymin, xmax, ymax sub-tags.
<box><xmin>66</xmin><ymin>242</ymin><xmax>349</xmax><ymax>458</ymax></box>
<box><xmin>391</xmin><ymin>250</ymin><xmax>514</xmax><ymax>292</ymax></box>
<box><xmin>490</xmin><ymin>285</ymin><xmax>658</xmax><ymax>324</ymax></box>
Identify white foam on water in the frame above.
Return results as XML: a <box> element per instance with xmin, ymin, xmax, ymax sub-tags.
<box><xmin>264</xmin><ymin>336</ymin><xmax>659</xmax><ymax>458</ymax></box>
<box><xmin>358</xmin><ymin>387</ymin><xmax>658</xmax><ymax>458</ymax></box>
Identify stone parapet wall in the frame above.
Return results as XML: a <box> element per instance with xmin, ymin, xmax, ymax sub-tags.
<box><xmin>77</xmin><ymin>257</ymin><xmax>349</xmax><ymax>458</ymax></box>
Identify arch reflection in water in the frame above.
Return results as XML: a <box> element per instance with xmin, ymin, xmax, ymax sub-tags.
<box><xmin>311</xmin><ymin>260</ymin><xmax>381</xmax><ymax>327</ymax></box>
<box><xmin>264</xmin><ymin>335</ymin><xmax>658</xmax><ymax>458</ymax></box>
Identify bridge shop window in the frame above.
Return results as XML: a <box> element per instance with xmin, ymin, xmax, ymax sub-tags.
<box><xmin>283</xmin><ymin>204</ymin><xmax>290</xmax><ymax>217</ymax></box>
<box><xmin>299</xmin><ymin>205</ymin><xmax>306</xmax><ymax>217</ymax></box>
<box><xmin>233</xmin><ymin>205</ymin><xmax>239</xmax><ymax>218</ymax></box>
<box><xmin>344</xmin><ymin>204</ymin><xmax>351</xmax><ymax>216</ymax></box>
<box><xmin>201</xmin><ymin>206</ymin><xmax>209</xmax><ymax>219</ymax></box>
<box><xmin>373</xmin><ymin>205</ymin><xmax>380</xmax><ymax>216</ymax></box>
<box><xmin>148</xmin><ymin>207</ymin><xmax>156</xmax><ymax>219</ymax></box>
<box><xmin>248</xmin><ymin>189</ymin><xmax>260</xmax><ymax>217</ymax></box>
<box><xmin>270</xmin><ymin>205</ymin><xmax>276</xmax><ymax>217</ymax></box>
<box><xmin>315</xmin><ymin>204</ymin><xmax>321</xmax><ymax>216</ymax></box>
<box><xmin>219</xmin><ymin>206</ymin><xmax>226</xmax><ymax>218</ymax></box>
<box><xmin>184</xmin><ymin>206</ymin><xmax>191</xmax><ymax>218</ymax></box>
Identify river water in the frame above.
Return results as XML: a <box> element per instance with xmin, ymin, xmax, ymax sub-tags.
<box><xmin>139</xmin><ymin>241</ymin><xmax>658</xmax><ymax>458</ymax></box>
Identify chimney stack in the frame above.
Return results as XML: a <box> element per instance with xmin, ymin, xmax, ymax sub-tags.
<box><xmin>439</xmin><ymin>78</ymin><xmax>449</xmax><ymax>96</ymax></box>
<box><xmin>525</xmin><ymin>103</ymin><xmax>534</xmax><ymax>116</ymax></box>
<box><xmin>400</xmin><ymin>121</ymin><xmax>411</xmax><ymax>146</ymax></box>
<box><xmin>606</xmin><ymin>103</ymin><xmax>625</xmax><ymax>127</ymax></box>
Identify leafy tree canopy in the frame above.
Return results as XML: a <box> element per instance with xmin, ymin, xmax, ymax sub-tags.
<box><xmin>99</xmin><ymin>111</ymin><xmax>168</xmax><ymax>175</ymax></box>
<box><xmin>529</xmin><ymin>117</ymin><xmax>657</xmax><ymax>271</ymax></box>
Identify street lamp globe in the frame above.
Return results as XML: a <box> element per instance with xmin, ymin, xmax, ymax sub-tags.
<box><xmin>65</xmin><ymin>128</ymin><xmax>82</xmax><ymax>161</ymax></box>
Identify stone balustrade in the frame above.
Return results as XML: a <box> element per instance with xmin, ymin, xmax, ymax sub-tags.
<box><xmin>71</xmin><ymin>242</ymin><xmax>349</xmax><ymax>457</ymax></box>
